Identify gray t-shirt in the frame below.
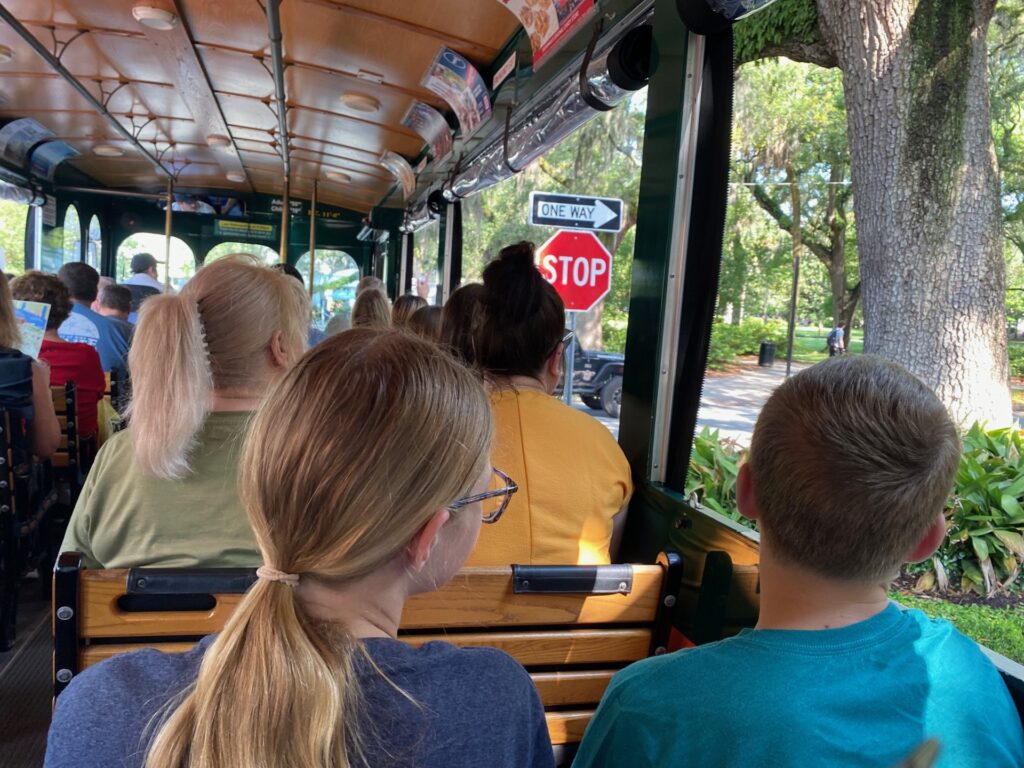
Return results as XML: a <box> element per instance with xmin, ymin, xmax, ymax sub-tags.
<box><xmin>45</xmin><ymin>634</ymin><xmax>554</xmax><ymax>768</ymax></box>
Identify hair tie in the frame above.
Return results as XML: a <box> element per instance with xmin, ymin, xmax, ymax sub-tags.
<box><xmin>256</xmin><ymin>565</ymin><xmax>300</xmax><ymax>588</ymax></box>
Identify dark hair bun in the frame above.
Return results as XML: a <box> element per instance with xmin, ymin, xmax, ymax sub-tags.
<box><xmin>476</xmin><ymin>241</ymin><xmax>565</xmax><ymax>377</ymax></box>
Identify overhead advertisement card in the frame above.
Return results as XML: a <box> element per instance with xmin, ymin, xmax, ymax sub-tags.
<box><xmin>402</xmin><ymin>102</ymin><xmax>453</xmax><ymax>162</ymax></box>
<box><xmin>0</xmin><ymin>118</ymin><xmax>54</xmax><ymax>168</ymax></box>
<box><xmin>501</xmin><ymin>0</ymin><xmax>597</xmax><ymax>66</ymax></box>
<box><xmin>422</xmin><ymin>48</ymin><xmax>492</xmax><ymax>135</ymax></box>
<box><xmin>13</xmin><ymin>300</ymin><xmax>49</xmax><ymax>360</ymax></box>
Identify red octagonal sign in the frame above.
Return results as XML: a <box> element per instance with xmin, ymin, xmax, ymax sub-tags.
<box><xmin>535</xmin><ymin>230</ymin><xmax>613</xmax><ymax>312</ymax></box>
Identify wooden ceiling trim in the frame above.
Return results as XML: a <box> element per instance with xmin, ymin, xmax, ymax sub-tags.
<box><xmin>289</xmin><ymin>147</ymin><xmax>393</xmax><ymax>178</ymax></box>
<box><xmin>133</xmin><ymin>0</ymin><xmax>252</xmax><ymax>188</ymax></box>
<box><xmin>285</xmin><ymin>102</ymin><xmax>421</xmax><ymax>141</ymax></box>
<box><xmin>295</xmin><ymin>0</ymin><xmax>500</xmax><ymax>62</ymax></box>
<box><xmin>288</xmin><ymin>132</ymin><xmax>383</xmax><ymax>160</ymax></box>
<box><xmin>289</xmin><ymin>151</ymin><xmax>393</xmax><ymax>183</ymax></box>
<box><xmin>17</xmin><ymin>19</ymin><xmax>144</xmax><ymax>41</ymax></box>
<box><xmin>192</xmin><ymin>41</ymin><xmax>444</xmax><ymax>106</ymax></box>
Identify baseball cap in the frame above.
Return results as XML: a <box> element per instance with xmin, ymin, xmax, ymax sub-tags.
<box><xmin>130</xmin><ymin>253</ymin><xmax>162</xmax><ymax>273</ymax></box>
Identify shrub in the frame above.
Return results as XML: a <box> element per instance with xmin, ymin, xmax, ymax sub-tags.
<box><xmin>707</xmin><ymin>318</ymin><xmax>788</xmax><ymax>369</ymax></box>
<box><xmin>914</xmin><ymin>424</ymin><xmax>1024</xmax><ymax>596</ymax></box>
<box><xmin>1009</xmin><ymin>343</ymin><xmax>1024</xmax><ymax>379</ymax></box>
<box><xmin>685</xmin><ymin>427</ymin><xmax>756</xmax><ymax>529</ymax></box>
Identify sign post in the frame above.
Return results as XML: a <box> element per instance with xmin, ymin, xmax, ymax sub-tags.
<box><xmin>534</xmin><ymin>230</ymin><xmax>613</xmax><ymax>406</ymax></box>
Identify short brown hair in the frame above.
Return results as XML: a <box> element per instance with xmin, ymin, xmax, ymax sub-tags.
<box><xmin>99</xmin><ymin>283</ymin><xmax>132</xmax><ymax>314</ymax></box>
<box><xmin>11</xmin><ymin>271</ymin><xmax>72</xmax><ymax>329</ymax></box>
<box><xmin>747</xmin><ymin>355</ymin><xmax>961</xmax><ymax>581</ymax></box>
<box><xmin>351</xmin><ymin>289</ymin><xmax>390</xmax><ymax>329</ymax></box>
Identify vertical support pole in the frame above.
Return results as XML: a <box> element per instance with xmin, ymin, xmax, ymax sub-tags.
<box><xmin>25</xmin><ymin>205</ymin><xmax>41</xmax><ymax>271</ymax></box>
<box><xmin>399</xmin><ymin>233</ymin><xmax>410</xmax><ymax>295</ymax></box>
<box><xmin>307</xmin><ymin>180</ymin><xmax>317</xmax><ymax>298</ymax></box>
<box><xmin>404</xmin><ymin>233</ymin><xmax>415</xmax><ymax>295</ymax></box>
<box><xmin>163</xmin><ymin>178</ymin><xmax>173</xmax><ymax>290</ymax></box>
<box><xmin>785</xmin><ymin>169</ymin><xmax>801</xmax><ymax>378</ymax></box>
<box><xmin>435</xmin><ymin>206</ymin><xmax>448</xmax><ymax>306</ymax></box>
<box><xmin>446</xmin><ymin>200</ymin><xmax>463</xmax><ymax>299</ymax></box>
<box><xmin>563</xmin><ymin>312</ymin><xmax>577</xmax><ymax>406</ymax></box>
<box><xmin>279</xmin><ymin>177</ymin><xmax>290</xmax><ymax>264</ymax></box>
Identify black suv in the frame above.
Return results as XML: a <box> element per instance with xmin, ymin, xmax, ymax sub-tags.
<box><xmin>555</xmin><ymin>344</ymin><xmax>624</xmax><ymax>418</ymax></box>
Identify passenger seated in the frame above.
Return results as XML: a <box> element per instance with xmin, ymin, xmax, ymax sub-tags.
<box><xmin>0</xmin><ymin>273</ymin><xmax>60</xmax><ymax>457</ymax></box>
<box><xmin>573</xmin><ymin>356</ymin><xmax>1024</xmax><ymax>768</ymax></box>
<box><xmin>440</xmin><ymin>282</ymin><xmax>483</xmax><ymax>363</ymax></box>
<box><xmin>392</xmin><ymin>293</ymin><xmax>427</xmax><ymax>328</ymax></box>
<box><xmin>45</xmin><ymin>329</ymin><xmax>553</xmax><ymax>768</ymax></box>
<box><xmin>96</xmin><ymin>283</ymin><xmax>136</xmax><ymax>342</ymax></box>
<box><xmin>59</xmin><ymin>256</ymin><xmax>309</xmax><ymax>568</ymax></box>
<box><xmin>408</xmin><ymin>304</ymin><xmax>441</xmax><ymax>341</ymax></box>
<box><xmin>356</xmin><ymin>274</ymin><xmax>385</xmax><ymax>296</ymax></box>
<box><xmin>11</xmin><ymin>272</ymin><xmax>105</xmax><ymax>441</ymax></box>
<box><xmin>467</xmin><ymin>243</ymin><xmax>631</xmax><ymax>565</ymax></box>
<box><xmin>352</xmin><ymin>288</ymin><xmax>391</xmax><ymax>329</ymax></box>
<box><xmin>56</xmin><ymin>263</ymin><xmax>130</xmax><ymax>372</ymax></box>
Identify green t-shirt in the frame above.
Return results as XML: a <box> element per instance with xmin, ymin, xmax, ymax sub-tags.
<box><xmin>60</xmin><ymin>411</ymin><xmax>261</xmax><ymax>568</ymax></box>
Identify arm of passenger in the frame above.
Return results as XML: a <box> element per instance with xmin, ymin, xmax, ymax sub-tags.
<box><xmin>30</xmin><ymin>360</ymin><xmax>61</xmax><ymax>458</ymax></box>
<box><xmin>570</xmin><ymin>685</ymin><xmax>633</xmax><ymax>768</ymax></box>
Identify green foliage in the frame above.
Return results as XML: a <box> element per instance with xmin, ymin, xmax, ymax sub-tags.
<box><xmin>915</xmin><ymin>424</ymin><xmax>1024</xmax><ymax>596</ymax></box>
<box><xmin>1009</xmin><ymin>342</ymin><xmax>1024</xmax><ymax>379</ymax></box>
<box><xmin>734</xmin><ymin>0</ymin><xmax>822</xmax><ymax>66</ymax></box>
<box><xmin>0</xmin><ymin>199</ymin><xmax>28</xmax><ymax>274</ymax></box>
<box><xmin>685</xmin><ymin>427</ymin><xmax>755</xmax><ymax>528</ymax></box>
<box><xmin>707</xmin><ymin>318</ymin><xmax>788</xmax><ymax>368</ymax></box>
<box><xmin>892</xmin><ymin>593</ymin><xmax>1024</xmax><ymax>664</ymax></box>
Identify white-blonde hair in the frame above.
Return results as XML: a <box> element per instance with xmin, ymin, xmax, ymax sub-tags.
<box><xmin>127</xmin><ymin>255</ymin><xmax>310</xmax><ymax>479</ymax></box>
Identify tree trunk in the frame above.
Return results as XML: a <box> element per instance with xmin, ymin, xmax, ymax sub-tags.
<box><xmin>816</xmin><ymin>0</ymin><xmax>1009</xmax><ymax>426</ymax></box>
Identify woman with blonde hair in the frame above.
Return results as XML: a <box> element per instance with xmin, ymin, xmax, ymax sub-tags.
<box><xmin>0</xmin><ymin>273</ymin><xmax>60</xmax><ymax>457</ymax></box>
<box><xmin>59</xmin><ymin>255</ymin><xmax>309</xmax><ymax>568</ymax></box>
<box><xmin>352</xmin><ymin>287</ymin><xmax>391</xmax><ymax>329</ymax></box>
<box><xmin>391</xmin><ymin>293</ymin><xmax>427</xmax><ymax>328</ymax></box>
<box><xmin>46</xmin><ymin>329</ymin><xmax>552</xmax><ymax>768</ymax></box>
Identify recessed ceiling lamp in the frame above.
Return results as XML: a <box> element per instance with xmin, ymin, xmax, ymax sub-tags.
<box><xmin>93</xmin><ymin>144</ymin><xmax>125</xmax><ymax>157</ymax></box>
<box><xmin>206</xmin><ymin>134</ymin><xmax>231</xmax><ymax>147</ymax></box>
<box><xmin>326</xmin><ymin>170</ymin><xmax>351</xmax><ymax>183</ymax></box>
<box><xmin>131</xmin><ymin>5</ymin><xmax>179</xmax><ymax>31</ymax></box>
<box><xmin>0</xmin><ymin>45</ymin><xmax>14</xmax><ymax>65</ymax></box>
<box><xmin>226</xmin><ymin>172</ymin><xmax>246</xmax><ymax>183</ymax></box>
<box><xmin>340</xmin><ymin>92</ymin><xmax>380</xmax><ymax>114</ymax></box>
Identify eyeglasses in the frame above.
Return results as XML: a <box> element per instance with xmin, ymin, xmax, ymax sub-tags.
<box><xmin>449</xmin><ymin>467</ymin><xmax>518</xmax><ymax>524</ymax></box>
<box><xmin>548</xmin><ymin>330</ymin><xmax>574</xmax><ymax>359</ymax></box>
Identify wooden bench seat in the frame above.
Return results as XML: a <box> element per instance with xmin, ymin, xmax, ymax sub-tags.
<box><xmin>53</xmin><ymin>550</ymin><xmax>682</xmax><ymax>761</ymax></box>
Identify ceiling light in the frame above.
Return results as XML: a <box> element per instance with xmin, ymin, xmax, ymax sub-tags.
<box><xmin>326</xmin><ymin>170</ymin><xmax>351</xmax><ymax>183</ymax></box>
<box><xmin>93</xmin><ymin>144</ymin><xmax>125</xmax><ymax>157</ymax></box>
<box><xmin>340</xmin><ymin>92</ymin><xmax>380</xmax><ymax>114</ymax></box>
<box><xmin>131</xmin><ymin>5</ymin><xmax>179</xmax><ymax>31</ymax></box>
<box><xmin>0</xmin><ymin>45</ymin><xmax>13</xmax><ymax>65</ymax></box>
<box><xmin>206</xmin><ymin>134</ymin><xmax>230</xmax><ymax>147</ymax></box>
<box><xmin>226</xmin><ymin>172</ymin><xmax>246</xmax><ymax>183</ymax></box>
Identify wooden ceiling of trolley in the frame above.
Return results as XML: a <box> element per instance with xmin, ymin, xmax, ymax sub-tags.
<box><xmin>0</xmin><ymin>0</ymin><xmax>521</xmax><ymax>212</ymax></box>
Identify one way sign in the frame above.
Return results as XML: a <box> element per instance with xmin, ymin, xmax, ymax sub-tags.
<box><xmin>529</xmin><ymin>191</ymin><xmax>625</xmax><ymax>233</ymax></box>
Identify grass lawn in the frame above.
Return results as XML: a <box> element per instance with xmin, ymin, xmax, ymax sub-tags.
<box><xmin>788</xmin><ymin>328</ymin><xmax>865</xmax><ymax>365</ymax></box>
<box><xmin>891</xmin><ymin>592</ymin><xmax>1024</xmax><ymax>664</ymax></box>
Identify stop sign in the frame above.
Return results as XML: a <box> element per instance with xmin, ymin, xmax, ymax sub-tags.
<box><xmin>535</xmin><ymin>230</ymin><xmax>613</xmax><ymax>312</ymax></box>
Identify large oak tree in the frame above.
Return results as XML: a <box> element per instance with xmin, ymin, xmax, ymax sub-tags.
<box><xmin>738</xmin><ymin>0</ymin><xmax>1011</xmax><ymax>426</ymax></box>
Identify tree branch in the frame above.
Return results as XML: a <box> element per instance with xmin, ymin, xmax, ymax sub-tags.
<box><xmin>748</xmin><ymin>182</ymin><xmax>833</xmax><ymax>263</ymax></box>
<box><xmin>736</xmin><ymin>39</ymin><xmax>838</xmax><ymax>69</ymax></box>
<box><xmin>538</xmin><ymin>158</ymin><xmax>571</xmax><ymax>189</ymax></box>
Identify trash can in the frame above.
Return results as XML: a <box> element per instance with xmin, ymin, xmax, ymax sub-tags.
<box><xmin>758</xmin><ymin>341</ymin><xmax>776</xmax><ymax>367</ymax></box>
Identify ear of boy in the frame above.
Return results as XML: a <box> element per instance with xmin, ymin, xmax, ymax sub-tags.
<box><xmin>905</xmin><ymin>514</ymin><xmax>946</xmax><ymax>564</ymax></box>
<box><xmin>736</xmin><ymin>463</ymin><xmax>761</xmax><ymax>521</ymax></box>
<box><xmin>406</xmin><ymin>509</ymin><xmax>451</xmax><ymax>571</ymax></box>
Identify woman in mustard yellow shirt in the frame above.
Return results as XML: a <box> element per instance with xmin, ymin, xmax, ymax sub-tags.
<box><xmin>466</xmin><ymin>242</ymin><xmax>633</xmax><ymax>566</ymax></box>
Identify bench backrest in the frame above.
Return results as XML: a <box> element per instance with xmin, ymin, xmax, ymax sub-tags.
<box><xmin>53</xmin><ymin>550</ymin><xmax>682</xmax><ymax>754</ymax></box>
<box><xmin>49</xmin><ymin>382</ymin><xmax>79</xmax><ymax>472</ymax></box>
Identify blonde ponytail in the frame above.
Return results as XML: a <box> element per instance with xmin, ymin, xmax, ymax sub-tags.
<box><xmin>145</xmin><ymin>329</ymin><xmax>493</xmax><ymax>768</ymax></box>
<box><xmin>126</xmin><ymin>294</ymin><xmax>212</xmax><ymax>480</ymax></box>
<box><xmin>126</xmin><ymin>255</ymin><xmax>311</xmax><ymax>480</ymax></box>
<box><xmin>145</xmin><ymin>580</ymin><xmax>366</xmax><ymax>768</ymax></box>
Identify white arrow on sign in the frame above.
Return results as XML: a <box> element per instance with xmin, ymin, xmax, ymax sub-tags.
<box><xmin>536</xmin><ymin>198</ymin><xmax>618</xmax><ymax>229</ymax></box>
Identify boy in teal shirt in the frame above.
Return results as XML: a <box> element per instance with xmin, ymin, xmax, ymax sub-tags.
<box><xmin>574</xmin><ymin>356</ymin><xmax>1024</xmax><ymax>768</ymax></box>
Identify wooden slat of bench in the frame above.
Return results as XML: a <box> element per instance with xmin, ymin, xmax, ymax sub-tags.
<box><xmin>80</xmin><ymin>628</ymin><xmax>651</xmax><ymax>670</ymax></box>
<box><xmin>402</xmin><ymin>566</ymin><xmax>664</xmax><ymax>628</ymax></box>
<box><xmin>531</xmin><ymin>670</ymin><xmax>614</xmax><ymax>707</ymax></box>
<box><xmin>77</xmin><ymin>567</ymin><xmax>665</xmax><ymax>637</ymax></box>
<box><xmin>402</xmin><ymin>629</ymin><xmax>651</xmax><ymax>666</ymax></box>
<box><xmin>51</xmin><ymin>390</ymin><xmax>68</xmax><ymax>413</ymax></box>
<box><xmin>50</xmin><ymin>453</ymin><xmax>69</xmax><ymax>468</ymax></box>
<box><xmin>546</xmin><ymin>711</ymin><xmax>593</xmax><ymax>745</ymax></box>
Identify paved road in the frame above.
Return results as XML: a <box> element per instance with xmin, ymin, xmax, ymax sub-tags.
<box><xmin>573</xmin><ymin>359</ymin><xmax>807</xmax><ymax>445</ymax></box>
